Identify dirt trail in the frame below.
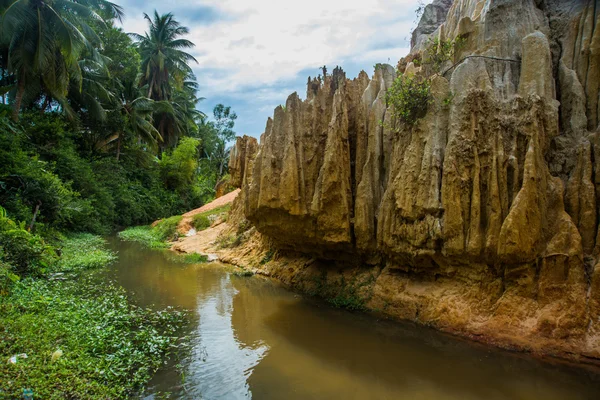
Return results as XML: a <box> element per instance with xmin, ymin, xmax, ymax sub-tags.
<box><xmin>177</xmin><ymin>189</ymin><xmax>240</xmax><ymax>233</ymax></box>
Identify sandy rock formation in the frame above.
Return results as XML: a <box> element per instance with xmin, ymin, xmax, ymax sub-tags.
<box><xmin>229</xmin><ymin>135</ymin><xmax>258</xmax><ymax>188</ymax></box>
<box><xmin>224</xmin><ymin>0</ymin><xmax>600</xmax><ymax>361</ymax></box>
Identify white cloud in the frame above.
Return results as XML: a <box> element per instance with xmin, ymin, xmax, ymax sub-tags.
<box><xmin>118</xmin><ymin>0</ymin><xmax>424</xmax><ymax>134</ymax></box>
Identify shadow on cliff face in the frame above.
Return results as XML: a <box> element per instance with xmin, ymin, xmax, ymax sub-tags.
<box><xmin>248</xmin><ymin>298</ymin><xmax>600</xmax><ymax>400</ymax></box>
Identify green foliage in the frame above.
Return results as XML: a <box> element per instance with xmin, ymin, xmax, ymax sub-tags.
<box><xmin>386</xmin><ymin>75</ymin><xmax>432</xmax><ymax>126</ymax></box>
<box><xmin>159</xmin><ymin>137</ymin><xmax>200</xmax><ymax>192</ymax></box>
<box><xmin>0</xmin><ymin>0</ymin><xmax>123</xmax><ymax>120</ymax></box>
<box><xmin>0</xmin><ymin>252</ymin><xmax>20</xmax><ymax>296</ymax></box>
<box><xmin>232</xmin><ymin>268</ymin><xmax>254</xmax><ymax>277</ymax></box>
<box><xmin>153</xmin><ymin>215</ymin><xmax>183</xmax><ymax>242</ymax></box>
<box><xmin>193</xmin><ymin>104</ymin><xmax>238</xmax><ymax>183</ymax></box>
<box><xmin>166</xmin><ymin>252</ymin><xmax>208</xmax><ymax>264</ymax></box>
<box><xmin>0</xmin><ymin>277</ymin><xmax>186</xmax><ymax>399</ymax></box>
<box><xmin>55</xmin><ymin>234</ymin><xmax>118</xmax><ymax>272</ymax></box>
<box><xmin>0</xmin><ymin>112</ymin><xmax>204</xmax><ymax>234</ymax></box>
<box><xmin>192</xmin><ymin>214</ymin><xmax>212</xmax><ymax>231</ymax></box>
<box><xmin>423</xmin><ymin>37</ymin><xmax>466</xmax><ymax>73</ymax></box>
<box><xmin>260</xmin><ymin>250</ymin><xmax>274</xmax><ymax>265</ymax></box>
<box><xmin>118</xmin><ymin>215</ymin><xmax>182</xmax><ymax>249</ymax></box>
<box><xmin>0</xmin><ymin>214</ymin><xmax>57</xmax><ymax>277</ymax></box>
<box><xmin>190</xmin><ymin>204</ymin><xmax>231</xmax><ymax>232</ymax></box>
<box><xmin>118</xmin><ymin>226</ymin><xmax>170</xmax><ymax>249</ymax></box>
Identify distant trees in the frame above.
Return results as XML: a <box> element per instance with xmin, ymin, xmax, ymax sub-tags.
<box><xmin>195</xmin><ymin>104</ymin><xmax>238</xmax><ymax>183</ymax></box>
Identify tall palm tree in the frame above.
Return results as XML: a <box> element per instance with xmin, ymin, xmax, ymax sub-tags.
<box><xmin>0</xmin><ymin>0</ymin><xmax>123</xmax><ymax>120</ymax></box>
<box><xmin>95</xmin><ymin>80</ymin><xmax>164</xmax><ymax>159</ymax></box>
<box><xmin>131</xmin><ymin>11</ymin><xmax>197</xmax><ymax>102</ymax></box>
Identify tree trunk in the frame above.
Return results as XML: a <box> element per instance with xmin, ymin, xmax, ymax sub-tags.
<box><xmin>116</xmin><ymin>133</ymin><xmax>121</xmax><ymax>161</ymax></box>
<box><xmin>29</xmin><ymin>201</ymin><xmax>42</xmax><ymax>232</ymax></box>
<box><xmin>147</xmin><ymin>75</ymin><xmax>155</xmax><ymax>99</ymax></box>
<box><xmin>12</xmin><ymin>75</ymin><xmax>25</xmax><ymax>122</ymax></box>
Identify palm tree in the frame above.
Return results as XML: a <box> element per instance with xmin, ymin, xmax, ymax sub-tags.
<box><xmin>131</xmin><ymin>11</ymin><xmax>197</xmax><ymax>102</ymax></box>
<box><xmin>0</xmin><ymin>0</ymin><xmax>123</xmax><ymax>120</ymax></box>
<box><xmin>95</xmin><ymin>80</ymin><xmax>164</xmax><ymax>159</ymax></box>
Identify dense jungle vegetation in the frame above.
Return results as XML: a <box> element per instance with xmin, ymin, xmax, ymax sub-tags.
<box><xmin>0</xmin><ymin>0</ymin><xmax>234</xmax><ymax>397</ymax></box>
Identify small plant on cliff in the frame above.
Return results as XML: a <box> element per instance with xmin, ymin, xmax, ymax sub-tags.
<box><xmin>386</xmin><ymin>74</ymin><xmax>432</xmax><ymax>126</ymax></box>
<box><xmin>423</xmin><ymin>36</ymin><xmax>466</xmax><ymax>74</ymax></box>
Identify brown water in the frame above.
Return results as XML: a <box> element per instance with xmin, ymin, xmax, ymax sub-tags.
<box><xmin>103</xmin><ymin>238</ymin><xmax>600</xmax><ymax>400</ymax></box>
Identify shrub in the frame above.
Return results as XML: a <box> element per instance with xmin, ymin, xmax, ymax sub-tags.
<box><xmin>153</xmin><ymin>215</ymin><xmax>183</xmax><ymax>242</ymax></box>
<box><xmin>386</xmin><ymin>74</ymin><xmax>431</xmax><ymax>126</ymax></box>
<box><xmin>192</xmin><ymin>214</ymin><xmax>211</xmax><ymax>231</ymax></box>
<box><xmin>423</xmin><ymin>36</ymin><xmax>465</xmax><ymax>73</ymax></box>
<box><xmin>0</xmin><ymin>215</ymin><xmax>58</xmax><ymax>276</ymax></box>
<box><xmin>118</xmin><ymin>226</ymin><xmax>170</xmax><ymax>249</ymax></box>
<box><xmin>159</xmin><ymin>137</ymin><xmax>200</xmax><ymax>192</ymax></box>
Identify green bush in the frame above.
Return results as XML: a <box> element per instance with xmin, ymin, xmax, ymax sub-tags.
<box><xmin>118</xmin><ymin>226</ymin><xmax>170</xmax><ymax>249</ymax></box>
<box><xmin>0</xmin><ymin>215</ymin><xmax>58</xmax><ymax>277</ymax></box>
<box><xmin>159</xmin><ymin>137</ymin><xmax>200</xmax><ymax>192</ymax></box>
<box><xmin>153</xmin><ymin>215</ymin><xmax>183</xmax><ymax>241</ymax></box>
<box><xmin>423</xmin><ymin>36</ymin><xmax>465</xmax><ymax>73</ymax></box>
<box><xmin>118</xmin><ymin>215</ymin><xmax>183</xmax><ymax>249</ymax></box>
<box><xmin>192</xmin><ymin>214</ymin><xmax>211</xmax><ymax>231</ymax></box>
<box><xmin>0</xmin><ymin>255</ymin><xmax>19</xmax><ymax>295</ymax></box>
<box><xmin>386</xmin><ymin>74</ymin><xmax>431</xmax><ymax>126</ymax></box>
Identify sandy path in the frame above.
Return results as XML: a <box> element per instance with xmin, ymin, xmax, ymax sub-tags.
<box><xmin>177</xmin><ymin>189</ymin><xmax>240</xmax><ymax>233</ymax></box>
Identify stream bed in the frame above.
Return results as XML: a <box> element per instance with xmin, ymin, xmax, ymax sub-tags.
<box><xmin>103</xmin><ymin>238</ymin><xmax>600</xmax><ymax>399</ymax></box>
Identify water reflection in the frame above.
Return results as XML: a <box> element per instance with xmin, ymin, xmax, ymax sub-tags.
<box><xmin>103</xmin><ymin>239</ymin><xmax>600</xmax><ymax>400</ymax></box>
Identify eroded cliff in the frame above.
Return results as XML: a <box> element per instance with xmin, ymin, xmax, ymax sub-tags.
<box><xmin>223</xmin><ymin>0</ymin><xmax>600</xmax><ymax>362</ymax></box>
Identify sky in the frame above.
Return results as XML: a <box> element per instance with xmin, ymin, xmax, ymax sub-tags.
<box><xmin>117</xmin><ymin>0</ymin><xmax>425</xmax><ymax>137</ymax></box>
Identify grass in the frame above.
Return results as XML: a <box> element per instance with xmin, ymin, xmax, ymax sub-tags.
<box><xmin>164</xmin><ymin>252</ymin><xmax>208</xmax><ymax>264</ymax></box>
<box><xmin>0</xmin><ymin>276</ymin><xmax>186</xmax><ymax>399</ymax></box>
<box><xmin>191</xmin><ymin>214</ymin><xmax>211</xmax><ymax>231</ymax></box>
<box><xmin>153</xmin><ymin>216</ymin><xmax>183</xmax><ymax>242</ymax></box>
<box><xmin>118</xmin><ymin>215</ymin><xmax>182</xmax><ymax>249</ymax></box>
<box><xmin>191</xmin><ymin>204</ymin><xmax>231</xmax><ymax>232</ymax></box>
<box><xmin>308</xmin><ymin>273</ymin><xmax>374</xmax><ymax>311</ymax></box>
<box><xmin>54</xmin><ymin>234</ymin><xmax>117</xmax><ymax>272</ymax></box>
<box><xmin>118</xmin><ymin>226</ymin><xmax>170</xmax><ymax>249</ymax></box>
<box><xmin>232</xmin><ymin>268</ymin><xmax>254</xmax><ymax>277</ymax></box>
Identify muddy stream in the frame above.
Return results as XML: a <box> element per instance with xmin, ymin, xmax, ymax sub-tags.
<box><xmin>102</xmin><ymin>238</ymin><xmax>600</xmax><ymax>399</ymax></box>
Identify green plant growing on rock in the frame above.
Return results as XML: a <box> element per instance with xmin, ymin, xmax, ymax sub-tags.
<box><xmin>423</xmin><ymin>36</ymin><xmax>466</xmax><ymax>74</ymax></box>
<box><xmin>153</xmin><ymin>215</ymin><xmax>183</xmax><ymax>241</ymax></box>
<box><xmin>192</xmin><ymin>214</ymin><xmax>211</xmax><ymax>231</ymax></box>
<box><xmin>232</xmin><ymin>268</ymin><xmax>254</xmax><ymax>277</ymax></box>
<box><xmin>260</xmin><ymin>250</ymin><xmax>274</xmax><ymax>265</ymax></box>
<box><xmin>386</xmin><ymin>74</ymin><xmax>432</xmax><ymax>126</ymax></box>
<box><xmin>118</xmin><ymin>215</ymin><xmax>183</xmax><ymax>249</ymax></box>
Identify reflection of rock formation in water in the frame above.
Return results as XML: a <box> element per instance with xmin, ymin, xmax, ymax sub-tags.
<box><xmin>223</xmin><ymin>0</ymin><xmax>600</xmax><ymax>361</ymax></box>
<box><xmin>185</xmin><ymin>272</ymin><xmax>268</xmax><ymax>398</ymax></box>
